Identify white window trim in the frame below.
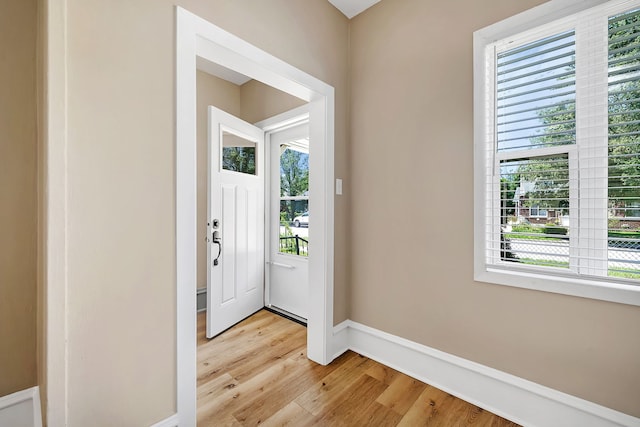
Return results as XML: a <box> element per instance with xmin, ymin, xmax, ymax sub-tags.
<box><xmin>474</xmin><ymin>0</ymin><xmax>640</xmax><ymax>306</ymax></box>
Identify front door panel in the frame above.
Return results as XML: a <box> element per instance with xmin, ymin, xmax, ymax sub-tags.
<box><xmin>207</xmin><ymin>106</ymin><xmax>265</xmax><ymax>338</ymax></box>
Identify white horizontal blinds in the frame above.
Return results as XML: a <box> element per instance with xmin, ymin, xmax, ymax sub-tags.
<box><xmin>608</xmin><ymin>8</ymin><xmax>640</xmax><ymax>279</ymax></box>
<box><xmin>496</xmin><ymin>31</ymin><xmax>576</xmax><ymax>152</ymax></box>
<box><xmin>574</xmin><ymin>11</ymin><xmax>609</xmax><ymax>278</ymax></box>
<box><xmin>484</xmin><ymin>45</ymin><xmax>499</xmax><ymax>265</ymax></box>
<box><xmin>493</xmin><ymin>30</ymin><xmax>577</xmax><ymax>270</ymax></box>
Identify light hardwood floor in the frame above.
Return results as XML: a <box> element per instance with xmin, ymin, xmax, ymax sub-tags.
<box><xmin>197</xmin><ymin>310</ymin><xmax>520</xmax><ymax>426</ymax></box>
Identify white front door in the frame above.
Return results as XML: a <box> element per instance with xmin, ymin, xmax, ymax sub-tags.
<box><xmin>207</xmin><ymin>106</ymin><xmax>265</xmax><ymax>338</ymax></box>
<box><xmin>267</xmin><ymin>123</ymin><xmax>309</xmax><ymax>320</ymax></box>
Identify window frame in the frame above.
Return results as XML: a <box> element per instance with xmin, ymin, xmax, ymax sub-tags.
<box><xmin>529</xmin><ymin>205</ymin><xmax>549</xmax><ymax>218</ymax></box>
<box><xmin>474</xmin><ymin>0</ymin><xmax>640</xmax><ymax>306</ymax></box>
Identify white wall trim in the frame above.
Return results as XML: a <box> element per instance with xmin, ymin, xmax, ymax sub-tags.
<box><xmin>0</xmin><ymin>386</ymin><xmax>43</xmax><ymax>427</ymax></box>
<box><xmin>45</xmin><ymin>0</ymin><xmax>69</xmax><ymax>425</ymax></box>
<box><xmin>335</xmin><ymin>320</ymin><xmax>640</xmax><ymax>427</ymax></box>
<box><xmin>149</xmin><ymin>413</ymin><xmax>179</xmax><ymax>427</ymax></box>
<box><xmin>331</xmin><ymin>319</ymin><xmax>349</xmax><ymax>360</ymax></box>
<box><xmin>176</xmin><ymin>6</ymin><xmax>335</xmax><ymax>426</ymax></box>
<box><xmin>254</xmin><ymin>104</ymin><xmax>310</xmax><ymax>131</ymax></box>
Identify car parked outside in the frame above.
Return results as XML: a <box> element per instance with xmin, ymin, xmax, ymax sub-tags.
<box><xmin>293</xmin><ymin>212</ymin><xmax>309</xmax><ymax>228</ymax></box>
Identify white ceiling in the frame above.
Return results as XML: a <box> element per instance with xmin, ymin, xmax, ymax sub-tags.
<box><xmin>328</xmin><ymin>0</ymin><xmax>381</xmax><ymax>19</ymax></box>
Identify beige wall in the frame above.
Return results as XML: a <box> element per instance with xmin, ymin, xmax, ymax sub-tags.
<box><xmin>349</xmin><ymin>0</ymin><xmax>640</xmax><ymax>417</ymax></box>
<box><xmin>63</xmin><ymin>0</ymin><xmax>348</xmax><ymax>424</ymax></box>
<box><xmin>239</xmin><ymin>79</ymin><xmax>306</xmax><ymax>125</ymax></box>
<box><xmin>0</xmin><ymin>0</ymin><xmax>38</xmax><ymax>398</ymax></box>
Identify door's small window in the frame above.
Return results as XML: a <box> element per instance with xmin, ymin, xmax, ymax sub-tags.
<box><xmin>221</xmin><ymin>130</ymin><xmax>257</xmax><ymax>175</ymax></box>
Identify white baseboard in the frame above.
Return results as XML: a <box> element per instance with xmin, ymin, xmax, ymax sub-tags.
<box><xmin>332</xmin><ymin>319</ymin><xmax>350</xmax><ymax>360</ymax></box>
<box><xmin>196</xmin><ymin>287</ymin><xmax>207</xmax><ymax>313</ymax></box>
<box><xmin>0</xmin><ymin>386</ymin><xmax>42</xmax><ymax>427</ymax></box>
<box><xmin>333</xmin><ymin>320</ymin><xmax>640</xmax><ymax>427</ymax></box>
<box><xmin>149</xmin><ymin>413</ymin><xmax>179</xmax><ymax>427</ymax></box>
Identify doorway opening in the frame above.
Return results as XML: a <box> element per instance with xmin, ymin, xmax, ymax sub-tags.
<box><xmin>265</xmin><ymin>119</ymin><xmax>311</xmax><ymax>323</ymax></box>
<box><xmin>177</xmin><ymin>6</ymin><xmax>336</xmax><ymax>425</ymax></box>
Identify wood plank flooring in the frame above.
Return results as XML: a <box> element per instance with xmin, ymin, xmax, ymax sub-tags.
<box><xmin>197</xmin><ymin>310</ymin><xmax>520</xmax><ymax>426</ymax></box>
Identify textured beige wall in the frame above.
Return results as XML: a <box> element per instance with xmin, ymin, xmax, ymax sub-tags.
<box><xmin>349</xmin><ymin>0</ymin><xmax>640</xmax><ymax>417</ymax></box>
<box><xmin>0</xmin><ymin>0</ymin><xmax>38</xmax><ymax>399</ymax></box>
<box><xmin>196</xmin><ymin>71</ymin><xmax>241</xmax><ymax>292</ymax></box>
<box><xmin>63</xmin><ymin>0</ymin><xmax>348</xmax><ymax>424</ymax></box>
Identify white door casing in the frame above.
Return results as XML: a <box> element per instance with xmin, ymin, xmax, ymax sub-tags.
<box><xmin>207</xmin><ymin>106</ymin><xmax>265</xmax><ymax>338</ymax></box>
<box><xmin>177</xmin><ymin>9</ymin><xmax>335</xmax><ymax>425</ymax></box>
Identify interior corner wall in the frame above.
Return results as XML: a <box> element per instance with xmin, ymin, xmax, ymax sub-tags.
<box><xmin>348</xmin><ymin>0</ymin><xmax>640</xmax><ymax>417</ymax></box>
<box><xmin>61</xmin><ymin>0</ymin><xmax>349</xmax><ymax>424</ymax></box>
<box><xmin>239</xmin><ymin>80</ymin><xmax>306</xmax><ymax>125</ymax></box>
<box><xmin>0</xmin><ymin>0</ymin><xmax>38</xmax><ymax>399</ymax></box>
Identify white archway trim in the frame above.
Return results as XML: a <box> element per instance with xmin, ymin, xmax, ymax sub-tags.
<box><xmin>176</xmin><ymin>7</ymin><xmax>335</xmax><ymax>426</ymax></box>
<box><xmin>45</xmin><ymin>0</ymin><xmax>69</xmax><ymax>425</ymax></box>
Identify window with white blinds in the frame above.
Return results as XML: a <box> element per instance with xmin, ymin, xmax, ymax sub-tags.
<box><xmin>475</xmin><ymin>0</ymin><xmax>640</xmax><ymax>305</ymax></box>
<box><xmin>496</xmin><ymin>31</ymin><xmax>576</xmax><ymax>153</ymax></box>
<box><xmin>608</xmin><ymin>9</ymin><xmax>640</xmax><ymax>279</ymax></box>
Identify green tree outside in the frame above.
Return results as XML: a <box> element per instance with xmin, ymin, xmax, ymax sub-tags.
<box><xmin>279</xmin><ymin>146</ymin><xmax>309</xmax><ymax>223</ymax></box>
